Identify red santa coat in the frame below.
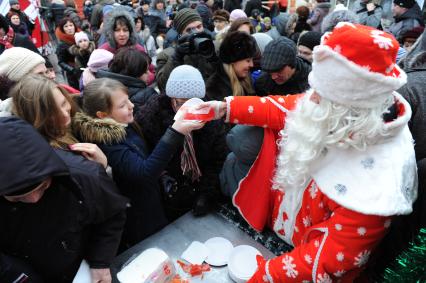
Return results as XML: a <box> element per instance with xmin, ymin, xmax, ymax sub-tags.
<box><xmin>225</xmin><ymin>94</ymin><xmax>416</xmax><ymax>282</ymax></box>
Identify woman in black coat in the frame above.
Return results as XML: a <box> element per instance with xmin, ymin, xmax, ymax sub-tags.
<box><xmin>96</xmin><ymin>47</ymin><xmax>157</xmax><ymax>112</ymax></box>
<box><xmin>206</xmin><ymin>31</ymin><xmax>257</xmax><ymax>101</ymax></box>
<box><xmin>55</xmin><ymin>17</ymin><xmax>81</xmax><ymax>89</ymax></box>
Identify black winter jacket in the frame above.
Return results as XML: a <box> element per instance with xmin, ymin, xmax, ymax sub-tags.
<box><xmin>136</xmin><ymin>94</ymin><xmax>228</xmax><ymax>219</ymax></box>
<box><xmin>0</xmin><ymin>117</ymin><xmax>127</xmax><ymax>282</ymax></box>
<box><xmin>206</xmin><ymin>63</ymin><xmax>255</xmax><ymax>101</ymax></box>
<box><xmin>72</xmin><ymin>112</ymin><xmax>184</xmax><ymax>249</ymax></box>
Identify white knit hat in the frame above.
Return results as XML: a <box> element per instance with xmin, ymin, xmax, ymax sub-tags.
<box><xmin>74</xmin><ymin>31</ymin><xmax>89</xmax><ymax>44</ymax></box>
<box><xmin>0</xmin><ymin>47</ymin><xmax>45</xmax><ymax>82</ymax></box>
<box><xmin>166</xmin><ymin>65</ymin><xmax>205</xmax><ymax>99</ymax></box>
<box><xmin>309</xmin><ymin>23</ymin><xmax>407</xmax><ymax>108</ymax></box>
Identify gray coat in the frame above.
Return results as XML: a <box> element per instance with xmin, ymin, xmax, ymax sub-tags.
<box><xmin>267</xmin><ymin>13</ymin><xmax>290</xmax><ymax>39</ymax></box>
<box><xmin>388</xmin><ymin>4</ymin><xmax>423</xmax><ymax>41</ymax></box>
<box><xmin>398</xmin><ymin>49</ymin><xmax>426</xmax><ymax>161</ymax></box>
<box><xmin>350</xmin><ymin>0</ymin><xmax>383</xmax><ymax>28</ymax></box>
<box><xmin>307</xmin><ymin>3</ymin><xmax>331</xmax><ymax>33</ymax></box>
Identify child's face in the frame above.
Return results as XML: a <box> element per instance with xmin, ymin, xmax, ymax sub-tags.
<box><xmin>78</xmin><ymin>39</ymin><xmax>90</xmax><ymax>50</ymax></box>
<box><xmin>108</xmin><ymin>89</ymin><xmax>134</xmax><ymax>124</ymax></box>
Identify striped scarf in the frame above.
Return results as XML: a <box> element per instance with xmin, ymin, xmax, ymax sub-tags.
<box><xmin>181</xmin><ymin>133</ymin><xmax>202</xmax><ymax>182</ymax></box>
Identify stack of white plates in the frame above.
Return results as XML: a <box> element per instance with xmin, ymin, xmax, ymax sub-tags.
<box><xmin>204</xmin><ymin>237</ymin><xmax>234</xmax><ymax>266</ymax></box>
<box><xmin>227</xmin><ymin>245</ymin><xmax>261</xmax><ymax>283</ymax></box>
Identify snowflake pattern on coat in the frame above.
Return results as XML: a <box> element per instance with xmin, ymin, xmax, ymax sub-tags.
<box><xmin>354</xmin><ymin>250</ymin><xmax>371</xmax><ymax>267</ymax></box>
<box><xmin>282</xmin><ymin>255</ymin><xmax>298</xmax><ymax>278</ymax></box>
<box><xmin>309</xmin><ymin>183</ymin><xmax>318</xmax><ymax>199</ymax></box>
<box><xmin>370</xmin><ymin>30</ymin><xmax>393</xmax><ymax>50</ymax></box>
<box><xmin>304</xmin><ymin>254</ymin><xmax>312</xmax><ymax>264</ymax></box>
<box><xmin>361</xmin><ymin>157</ymin><xmax>375</xmax><ymax>169</ymax></box>
<box><xmin>317</xmin><ymin>273</ymin><xmax>333</xmax><ymax>283</ymax></box>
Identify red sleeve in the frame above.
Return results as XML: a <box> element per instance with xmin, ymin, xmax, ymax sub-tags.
<box><xmin>226</xmin><ymin>95</ymin><xmax>303</xmax><ymax>130</ymax></box>
<box><xmin>249</xmin><ymin>202</ymin><xmax>391</xmax><ymax>282</ymax></box>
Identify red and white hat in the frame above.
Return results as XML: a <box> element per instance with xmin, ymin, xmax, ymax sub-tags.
<box><xmin>308</xmin><ymin>23</ymin><xmax>407</xmax><ymax>108</ymax></box>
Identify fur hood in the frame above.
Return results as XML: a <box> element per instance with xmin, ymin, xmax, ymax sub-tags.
<box><xmin>103</xmin><ymin>7</ymin><xmax>138</xmax><ymax>49</ymax></box>
<box><xmin>69</xmin><ymin>41</ymin><xmax>96</xmax><ymax>57</ymax></box>
<box><xmin>72</xmin><ymin>111</ymin><xmax>127</xmax><ymax>145</ymax></box>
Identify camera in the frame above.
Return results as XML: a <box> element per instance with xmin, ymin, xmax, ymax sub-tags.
<box><xmin>188</xmin><ymin>32</ymin><xmax>215</xmax><ymax>58</ymax></box>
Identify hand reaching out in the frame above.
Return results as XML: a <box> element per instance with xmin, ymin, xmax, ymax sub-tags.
<box><xmin>69</xmin><ymin>143</ymin><xmax>108</xmax><ymax>169</ymax></box>
<box><xmin>195</xmin><ymin>101</ymin><xmax>227</xmax><ymax>120</ymax></box>
<box><xmin>90</xmin><ymin>268</ymin><xmax>111</xmax><ymax>283</ymax></box>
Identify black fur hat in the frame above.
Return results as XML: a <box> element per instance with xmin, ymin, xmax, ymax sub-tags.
<box><xmin>219</xmin><ymin>31</ymin><xmax>258</xmax><ymax>64</ymax></box>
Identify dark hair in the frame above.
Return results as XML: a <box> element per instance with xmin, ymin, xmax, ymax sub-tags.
<box><xmin>109</xmin><ymin>47</ymin><xmax>149</xmax><ymax>78</ymax></box>
<box><xmin>114</xmin><ymin>15</ymin><xmax>133</xmax><ymax>34</ymax></box>
<box><xmin>135</xmin><ymin>15</ymin><xmax>145</xmax><ymax>30</ymax></box>
<box><xmin>228</xmin><ymin>18</ymin><xmax>255</xmax><ymax>34</ymax></box>
<box><xmin>58</xmin><ymin>17</ymin><xmax>76</xmax><ymax>33</ymax></box>
<box><xmin>296</xmin><ymin>5</ymin><xmax>310</xmax><ymax>20</ymax></box>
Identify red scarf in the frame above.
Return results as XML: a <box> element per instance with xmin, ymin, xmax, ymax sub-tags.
<box><xmin>0</xmin><ymin>27</ymin><xmax>14</xmax><ymax>49</ymax></box>
<box><xmin>55</xmin><ymin>27</ymin><xmax>80</xmax><ymax>45</ymax></box>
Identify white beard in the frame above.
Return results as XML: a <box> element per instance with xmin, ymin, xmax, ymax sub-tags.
<box><xmin>273</xmin><ymin>91</ymin><xmax>393</xmax><ymax>192</ymax></box>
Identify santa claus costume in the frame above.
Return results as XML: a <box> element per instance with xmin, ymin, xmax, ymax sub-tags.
<box><xmin>218</xmin><ymin>23</ymin><xmax>418</xmax><ymax>282</ymax></box>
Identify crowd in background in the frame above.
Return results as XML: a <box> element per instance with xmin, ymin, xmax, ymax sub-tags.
<box><xmin>0</xmin><ymin>0</ymin><xmax>425</xmax><ymax>281</ymax></box>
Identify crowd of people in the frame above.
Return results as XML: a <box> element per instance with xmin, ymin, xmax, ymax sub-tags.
<box><xmin>0</xmin><ymin>0</ymin><xmax>425</xmax><ymax>281</ymax></box>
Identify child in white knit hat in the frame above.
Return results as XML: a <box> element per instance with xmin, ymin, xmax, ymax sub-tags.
<box><xmin>68</xmin><ymin>31</ymin><xmax>95</xmax><ymax>72</ymax></box>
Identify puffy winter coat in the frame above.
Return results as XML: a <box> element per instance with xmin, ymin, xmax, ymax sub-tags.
<box><xmin>0</xmin><ymin>117</ymin><xmax>127</xmax><ymax>282</ymax></box>
<box><xmin>388</xmin><ymin>4</ymin><xmax>424</xmax><ymax>42</ymax></box>
<box><xmin>72</xmin><ymin>112</ymin><xmax>184</xmax><ymax>249</ymax></box>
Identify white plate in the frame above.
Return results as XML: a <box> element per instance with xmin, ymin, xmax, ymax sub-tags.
<box><xmin>181</xmin><ymin>241</ymin><xmax>210</xmax><ymax>265</ymax></box>
<box><xmin>204</xmin><ymin>237</ymin><xmax>234</xmax><ymax>266</ymax></box>
<box><xmin>228</xmin><ymin>245</ymin><xmax>261</xmax><ymax>283</ymax></box>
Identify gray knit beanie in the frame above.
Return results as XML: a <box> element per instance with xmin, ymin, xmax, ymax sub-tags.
<box><xmin>173</xmin><ymin>8</ymin><xmax>202</xmax><ymax>35</ymax></box>
<box><xmin>0</xmin><ymin>47</ymin><xmax>45</xmax><ymax>82</ymax></box>
<box><xmin>261</xmin><ymin>37</ymin><xmax>297</xmax><ymax>72</ymax></box>
<box><xmin>166</xmin><ymin>65</ymin><xmax>205</xmax><ymax>99</ymax></box>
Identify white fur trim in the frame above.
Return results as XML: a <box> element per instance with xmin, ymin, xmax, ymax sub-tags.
<box><xmin>225</xmin><ymin>96</ymin><xmax>233</xmax><ymax>123</ymax></box>
<box><xmin>272</xmin><ymin>185</ymin><xmax>306</xmax><ymax>245</ymax></box>
<box><xmin>309</xmin><ymin>95</ymin><xmax>417</xmax><ymax>216</ymax></box>
<box><xmin>309</xmin><ymin>45</ymin><xmax>407</xmax><ymax>108</ymax></box>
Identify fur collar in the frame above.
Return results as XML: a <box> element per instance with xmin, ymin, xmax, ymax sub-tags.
<box><xmin>72</xmin><ymin>112</ymin><xmax>127</xmax><ymax>145</ymax></box>
<box><xmin>69</xmin><ymin>42</ymin><xmax>96</xmax><ymax>57</ymax></box>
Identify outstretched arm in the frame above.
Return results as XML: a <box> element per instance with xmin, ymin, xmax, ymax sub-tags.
<box><xmin>198</xmin><ymin>94</ymin><xmax>303</xmax><ymax>130</ymax></box>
